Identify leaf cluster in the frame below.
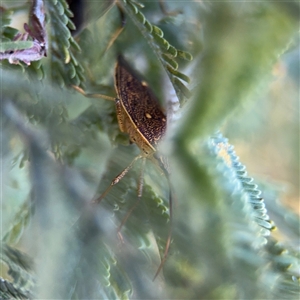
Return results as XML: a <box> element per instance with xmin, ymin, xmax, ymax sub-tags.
<box><xmin>1</xmin><ymin>0</ymin><xmax>299</xmax><ymax>299</ymax></box>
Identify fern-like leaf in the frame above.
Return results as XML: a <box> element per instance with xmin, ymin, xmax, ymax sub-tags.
<box><xmin>46</xmin><ymin>0</ymin><xmax>84</xmax><ymax>87</ymax></box>
<box><xmin>119</xmin><ymin>0</ymin><xmax>192</xmax><ymax>104</ymax></box>
<box><xmin>214</xmin><ymin>133</ymin><xmax>276</xmax><ymax>236</ymax></box>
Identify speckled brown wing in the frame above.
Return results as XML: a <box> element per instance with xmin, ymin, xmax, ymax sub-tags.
<box><xmin>114</xmin><ymin>56</ymin><xmax>167</xmax><ymax>148</ymax></box>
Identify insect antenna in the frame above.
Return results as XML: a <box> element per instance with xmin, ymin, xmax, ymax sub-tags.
<box><xmin>104</xmin><ymin>2</ymin><xmax>126</xmax><ymax>52</ymax></box>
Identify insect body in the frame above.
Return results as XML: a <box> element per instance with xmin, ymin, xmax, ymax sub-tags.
<box><xmin>114</xmin><ymin>55</ymin><xmax>169</xmax><ymax>173</ymax></box>
<box><xmin>74</xmin><ymin>55</ymin><xmax>172</xmax><ymax>279</ymax></box>
<box><xmin>115</xmin><ymin>56</ymin><xmax>166</xmax><ymax>154</ymax></box>
<box><xmin>90</xmin><ymin>56</ymin><xmax>171</xmax><ymax>202</ymax></box>
<box><xmin>102</xmin><ymin>56</ymin><xmax>172</xmax><ymax>279</ymax></box>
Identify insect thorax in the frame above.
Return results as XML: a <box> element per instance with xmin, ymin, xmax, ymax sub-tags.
<box><xmin>116</xmin><ymin>99</ymin><xmax>155</xmax><ymax>156</ymax></box>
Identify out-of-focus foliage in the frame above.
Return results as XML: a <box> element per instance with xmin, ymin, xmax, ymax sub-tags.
<box><xmin>1</xmin><ymin>0</ymin><xmax>299</xmax><ymax>299</ymax></box>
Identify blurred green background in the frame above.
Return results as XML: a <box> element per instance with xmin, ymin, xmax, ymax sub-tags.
<box><xmin>1</xmin><ymin>0</ymin><xmax>299</xmax><ymax>299</ymax></box>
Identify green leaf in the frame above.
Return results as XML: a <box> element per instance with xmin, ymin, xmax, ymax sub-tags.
<box><xmin>1</xmin><ymin>1</ymin><xmax>299</xmax><ymax>299</ymax></box>
<box><xmin>0</xmin><ymin>41</ymin><xmax>33</xmax><ymax>52</ymax></box>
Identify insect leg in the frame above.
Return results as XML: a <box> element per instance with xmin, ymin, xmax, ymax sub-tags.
<box><xmin>72</xmin><ymin>85</ymin><xmax>115</xmax><ymax>101</ymax></box>
<box><xmin>117</xmin><ymin>157</ymin><xmax>146</xmax><ymax>239</ymax></box>
<box><xmin>153</xmin><ymin>175</ymin><xmax>173</xmax><ymax>280</ymax></box>
<box><xmin>159</xmin><ymin>0</ymin><xmax>182</xmax><ymax>16</ymax></box>
<box><xmin>104</xmin><ymin>1</ymin><xmax>126</xmax><ymax>52</ymax></box>
<box><xmin>93</xmin><ymin>154</ymin><xmax>143</xmax><ymax>204</ymax></box>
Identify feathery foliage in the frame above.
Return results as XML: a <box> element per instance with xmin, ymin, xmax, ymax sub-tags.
<box><xmin>118</xmin><ymin>0</ymin><xmax>193</xmax><ymax>103</ymax></box>
<box><xmin>46</xmin><ymin>0</ymin><xmax>85</xmax><ymax>87</ymax></box>
<box><xmin>1</xmin><ymin>0</ymin><xmax>299</xmax><ymax>299</ymax></box>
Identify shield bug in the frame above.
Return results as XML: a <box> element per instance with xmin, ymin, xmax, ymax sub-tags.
<box><xmin>74</xmin><ymin>55</ymin><xmax>172</xmax><ymax>279</ymax></box>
